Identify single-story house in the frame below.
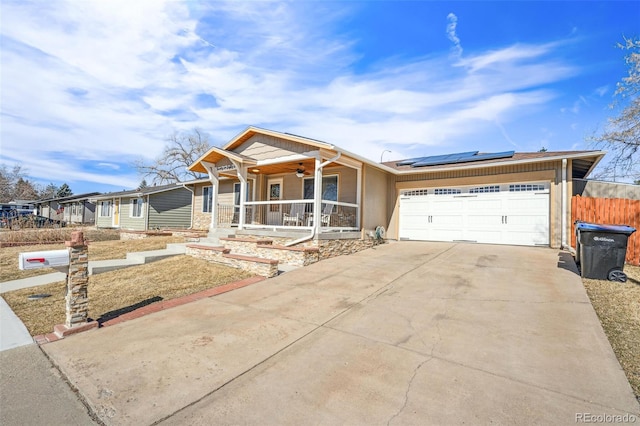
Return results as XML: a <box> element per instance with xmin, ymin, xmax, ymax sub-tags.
<box><xmin>187</xmin><ymin>126</ymin><xmax>604</xmax><ymax>249</ymax></box>
<box><xmin>92</xmin><ymin>184</ymin><xmax>192</xmax><ymax>230</ymax></box>
<box><xmin>35</xmin><ymin>193</ymin><xmax>99</xmax><ymax>225</ymax></box>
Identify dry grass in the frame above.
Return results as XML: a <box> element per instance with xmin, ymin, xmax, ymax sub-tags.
<box><xmin>0</xmin><ymin>227</ymin><xmax>120</xmax><ymax>244</ymax></box>
<box><xmin>583</xmin><ymin>264</ymin><xmax>640</xmax><ymax>402</ymax></box>
<box><xmin>2</xmin><ymin>255</ymin><xmax>252</xmax><ymax>336</ymax></box>
<box><xmin>0</xmin><ymin>235</ymin><xmax>185</xmax><ymax>282</ymax></box>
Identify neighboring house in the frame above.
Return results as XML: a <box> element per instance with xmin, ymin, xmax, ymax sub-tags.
<box><xmin>188</xmin><ymin>126</ymin><xmax>605</xmax><ymax>249</ymax></box>
<box><xmin>573</xmin><ymin>178</ymin><xmax>640</xmax><ymax>200</ymax></box>
<box><xmin>34</xmin><ymin>193</ymin><xmax>99</xmax><ymax>224</ymax></box>
<box><xmin>92</xmin><ymin>184</ymin><xmax>192</xmax><ymax>230</ymax></box>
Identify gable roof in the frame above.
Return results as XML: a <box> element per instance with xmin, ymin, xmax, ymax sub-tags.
<box><xmin>34</xmin><ymin>192</ymin><xmax>101</xmax><ymax>204</ymax></box>
<box><xmin>91</xmin><ymin>183</ymin><xmax>184</xmax><ymax>200</ymax></box>
<box><xmin>187</xmin><ymin>126</ymin><xmax>606</xmax><ymax>179</ymax></box>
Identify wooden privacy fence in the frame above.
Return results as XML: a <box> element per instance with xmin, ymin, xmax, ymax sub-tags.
<box><xmin>571</xmin><ymin>196</ymin><xmax>640</xmax><ymax>266</ymax></box>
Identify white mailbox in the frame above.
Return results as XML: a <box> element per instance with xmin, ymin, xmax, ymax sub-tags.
<box><xmin>19</xmin><ymin>250</ymin><xmax>70</xmax><ymax>271</ymax></box>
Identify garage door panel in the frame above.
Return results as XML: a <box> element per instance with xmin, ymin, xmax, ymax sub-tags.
<box><xmin>467</xmin><ymin>198</ymin><xmax>502</xmax><ymax>210</ymax></box>
<box><xmin>430</xmin><ymin>199</ymin><xmax>464</xmax><ymax>211</ymax></box>
<box><xmin>467</xmin><ymin>214</ymin><xmax>503</xmax><ymax>227</ymax></box>
<box><xmin>399</xmin><ymin>183</ymin><xmax>550</xmax><ymax>247</ymax></box>
<box><xmin>505</xmin><ymin>197</ymin><xmax>548</xmax><ymax>211</ymax></box>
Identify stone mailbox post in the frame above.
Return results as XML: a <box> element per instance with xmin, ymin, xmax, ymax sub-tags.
<box><xmin>65</xmin><ymin>231</ymin><xmax>89</xmax><ymax>327</ymax></box>
<box><xmin>52</xmin><ymin>230</ymin><xmax>97</xmax><ymax>338</ymax></box>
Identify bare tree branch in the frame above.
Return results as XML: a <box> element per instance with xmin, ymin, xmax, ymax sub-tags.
<box><xmin>134</xmin><ymin>128</ymin><xmax>211</xmax><ymax>184</ymax></box>
<box><xmin>590</xmin><ymin>37</ymin><xmax>640</xmax><ymax>182</ymax></box>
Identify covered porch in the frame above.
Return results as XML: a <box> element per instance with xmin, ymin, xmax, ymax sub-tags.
<box><xmin>190</xmin><ymin>146</ymin><xmax>362</xmax><ymax>237</ymax></box>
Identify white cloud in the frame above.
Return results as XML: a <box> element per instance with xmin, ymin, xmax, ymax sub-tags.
<box><xmin>446</xmin><ymin>13</ymin><xmax>463</xmax><ymax>57</ymax></box>
<box><xmin>1</xmin><ymin>0</ymin><xmax>582</xmax><ymax>189</ymax></box>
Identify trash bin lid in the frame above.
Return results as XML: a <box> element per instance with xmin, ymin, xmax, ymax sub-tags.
<box><xmin>575</xmin><ymin>221</ymin><xmax>636</xmax><ymax>235</ymax></box>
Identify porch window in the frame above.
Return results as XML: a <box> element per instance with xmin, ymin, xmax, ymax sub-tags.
<box><xmin>202</xmin><ymin>186</ymin><xmax>213</xmax><ymax>213</ymax></box>
<box><xmin>303</xmin><ymin>175</ymin><xmax>338</xmax><ymax>201</ymax></box>
<box><xmin>130</xmin><ymin>197</ymin><xmax>143</xmax><ymax>218</ymax></box>
<box><xmin>100</xmin><ymin>201</ymin><xmax>112</xmax><ymax>217</ymax></box>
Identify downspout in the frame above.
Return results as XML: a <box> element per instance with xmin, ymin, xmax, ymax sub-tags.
<box><xmin>180</xmin><ymin>183</ymin><xmax>195</xmax><ymax>229</ymax></box>
<box><xmin>561</xmin><ymin>158</ymin><xmax>568</xmax><ymax>250</ymax></box>
<box><xmin>144</xmin><ymin>195</ymin><xmax>150</xmax><ymax>230</ymax></box>
<box><xmin>285</xmin><ymin>152</ymin><xmax>342</xmax><ymax>247</ymax></box>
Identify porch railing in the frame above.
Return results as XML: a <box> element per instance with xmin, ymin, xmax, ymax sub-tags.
<box><xmin>217</xmin><ymin>200</ymin><xmax>359</xmax><ymax>230</ymax></box>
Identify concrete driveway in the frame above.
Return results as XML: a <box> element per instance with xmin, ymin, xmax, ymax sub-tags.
<box><xmin>43</xmin><ymin>242</ymin><xmax>640</xmax><ymax>425</ymax></box>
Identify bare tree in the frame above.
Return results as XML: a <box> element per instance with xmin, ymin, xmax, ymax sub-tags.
<box><xmin>0</xmin><ymin>164</ymin><xmax>34</xmax><ymax>202</ymax></box>
<box><xmin>590</xmin><ymin>37</ymin><xmax>640</xmax><ymax>182</ymax></box>
<box><xmin>134</xmin><ymin>128</ymin><xmax>211</xmax><ymax>184</ymax></box>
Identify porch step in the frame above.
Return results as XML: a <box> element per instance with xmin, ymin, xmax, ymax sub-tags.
<box><xmin>203</xmin><ymin>228</ymin><xmax>237</xmax><ymax>245</ymax></box>
<box><xmin>185</xmin><ymin>244</ymin><xmax>279</xmax><ymax>278</ymax></box>
<box><xmin>219</xmin><ymin>237</ymin><xmax>320</xmax><ymax>267</ymax></box>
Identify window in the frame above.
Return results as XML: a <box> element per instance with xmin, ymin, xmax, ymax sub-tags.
<box><xmin>402</xmin><ymin>189</ymin><xmax>429</xmax><ymax>196</ymax></box>
<box><xmin>434</xmin><ymin>188</ymin><xmax>461</xmax><ymax>195</ymax></box>
<box><xmin>509</xmin><ymin>184</ymin><xmax>545</xmax><ymax>192</ymax></box>
<box><xmin>202</xmin><ymin>186</ymin><xmax>213</xmax><ymax>213</ymax></box>
<box><xmin>303</xmin><ymin>175</ymin><xmax>338</xmax><ymax>201</ymax></box>
<box><xmin>131</xmin><ymin>197</ymin><xmax>143</xmax><ymax>218</ymax></box>
<box><xmin>100</xmin><ymin>201</ymin><xmax>111</xmax><ymax>217</ymax></box>
<box><xmin>469</xmin><ymin>185</ymin><xmax>500</xmax><ymax>194</ymax></box>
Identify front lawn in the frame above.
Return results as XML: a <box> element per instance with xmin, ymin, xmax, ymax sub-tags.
<box><xmin>2</xmin><ymin>255</ymin><xmax>252</xmax><ymax>336</ymax></box>
<box><xmin>0</xmin><ymin>235</ymin><xmax>185</xmax><ymax>282</ymax></box>
<box><xmin>583</xmin><ymin>264</ymin><xmax>640</xmax><ymax>402</ymax></box>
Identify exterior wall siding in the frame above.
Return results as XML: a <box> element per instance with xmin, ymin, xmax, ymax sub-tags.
<box><xmin>362</xmin><ymin>165</ymin><xmax>389</xmax><ymax>232</ymax></box>
<box><xmin>148</xmin><ymin>187</ymin><xmax>192</xmax><ymax>229</ymax></box>
<box><xmin>96</xmin><ymin>201</ymin><xmax>112</xmax><ymax>228</ymax></box>
<box><xmin>235</xmin><ymin>135</ymin><xmax>312</xmax><ymax>160</ymax></box>
<box><xmin>119</xmin><ymin>198</ymin><xmax>145</xmax><ymax>231</ymax></box>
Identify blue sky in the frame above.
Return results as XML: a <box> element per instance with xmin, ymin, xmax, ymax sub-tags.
<box><xmin>1</xmin><ymin>0</ymin><xmax>638</xmax><ymax>194</ymax></box>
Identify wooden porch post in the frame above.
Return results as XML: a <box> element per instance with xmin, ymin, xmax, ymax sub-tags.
<box><xmin>201</xmin><ymin>161</ymin><xmax>219</xmax><ymax>231</ymax></box>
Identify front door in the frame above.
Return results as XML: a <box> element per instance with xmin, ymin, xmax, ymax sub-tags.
<box><xmin>112</xmin><ymin>199</ymin><xmax>120</xmax><ymax>227</ymax></box>
<box><xmin>267</xmin><ymin>178</ymin><xmax>282</xmax><ymax>225</ymax></box>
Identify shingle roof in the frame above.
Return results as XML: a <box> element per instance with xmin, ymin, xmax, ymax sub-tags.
<box><xmin>383</xmin><ymin>151</ymin><xmax>602</xmax><ymax>173</ymax></box>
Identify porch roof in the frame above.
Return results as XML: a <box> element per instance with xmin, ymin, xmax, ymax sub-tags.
<box><xmin>188</xmin><ymin>146</ymin><xmax>257</xmax><ymax>174</ymax></box>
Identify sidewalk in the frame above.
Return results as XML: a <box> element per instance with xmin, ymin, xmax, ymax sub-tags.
<box><xmin>0</xmin><ymin>297</ymin><xmax>32</xmax><ymax>351</ymax></box>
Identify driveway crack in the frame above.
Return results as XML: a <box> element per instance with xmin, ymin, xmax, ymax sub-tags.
<box><xmin>386</xmin><ymin>357</ymin><xmax>433</xmax><ymax>426</ymax></box>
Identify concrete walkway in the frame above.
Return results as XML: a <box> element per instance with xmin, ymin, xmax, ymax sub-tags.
<box><xmin>0</xmin><ymin>297</ymin><xmax>32</xmax><ymax>351</ymax></box>
<box><xmin>40</xmin><ymin>242</ymin><xmax>639</xmax><ymax>425</ymax></box>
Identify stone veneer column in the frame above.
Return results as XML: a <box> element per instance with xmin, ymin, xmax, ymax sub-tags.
<box><xmin>65</xmin><ymin>230</ymin><xmax>89</xmax><ymax>328</ymax></box>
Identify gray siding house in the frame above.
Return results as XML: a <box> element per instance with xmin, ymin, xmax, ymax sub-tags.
<box><xmin>92</xmin><ymin>184</ymin><xmax>193</xmax><ymax>230</ymax></box>
<box><xmin>35</xmin><ymin>193</ymin><xmax>99</xmax><ymax>224</ymax></box>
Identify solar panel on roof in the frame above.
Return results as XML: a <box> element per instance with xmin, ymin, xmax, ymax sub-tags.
<box><xmin>396</xmin><ymin>151</ymin><xmax>478</xmax><ymax>167</ymax></box>
<box><xmin>397</xmin><ymin>150</ymin><xmax>516</xmax><ymax>168</ymax></box>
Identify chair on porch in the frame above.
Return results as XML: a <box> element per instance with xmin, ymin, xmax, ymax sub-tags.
<box><xmin>320</xmin><ymin>203</ymin><xmax>334</xmax><ymax>227</ymax></box>
<box><xmin>283</xmin><ymin>203</ymin><xmax>305</xmax><ymax>226</ymax></box>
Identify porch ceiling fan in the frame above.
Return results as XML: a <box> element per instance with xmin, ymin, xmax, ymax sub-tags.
<box><xmin>291</xmin><ymin>162</ymin><xmax>310</xmax><ymax>178</ymax></box>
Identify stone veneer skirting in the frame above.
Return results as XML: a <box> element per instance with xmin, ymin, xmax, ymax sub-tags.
<box><xmin>192</xmin><ymin>211</ymin><xmax>211</xmax><ymax>230</ymax></box>
<box><xmin>185</xmin><ymin>244</ymin><xmax>279</xmax><ymax>278</ymax></box>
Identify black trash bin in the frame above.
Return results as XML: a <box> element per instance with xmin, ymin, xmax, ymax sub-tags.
<box><xmin>575</xmin><ymin>221</ymin><xmax>636</xmax><ymax>282</ymax></box>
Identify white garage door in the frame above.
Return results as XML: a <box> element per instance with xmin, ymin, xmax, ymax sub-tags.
<box><xmin>399</xmin><ymin>183</ymin><xmax>549</xmax><ymax>246</ymax></box>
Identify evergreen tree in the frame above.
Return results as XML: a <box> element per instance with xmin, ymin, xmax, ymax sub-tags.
<box><xmin>56</xmin><ymin>183</ymin><xmax>73</xmax><ymax>198</ymax></box>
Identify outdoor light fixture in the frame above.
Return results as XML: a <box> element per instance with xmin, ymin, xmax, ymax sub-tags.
<box><xmin>251</xmin><ymin>168</ymin><xmax>260</xmax><ymax>173</ymax></box>
<box><xmin>295</xmin><ymin>163</ymin><xmax>305</xmax><ymax>178</ymax></box>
